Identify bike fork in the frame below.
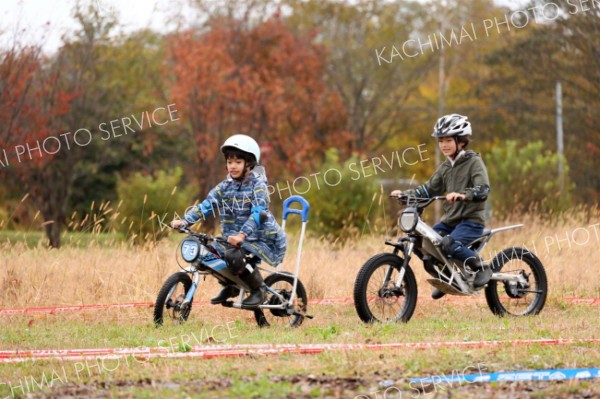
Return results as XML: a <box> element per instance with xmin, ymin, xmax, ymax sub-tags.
<box><xmin>397</xmin><ymin>241</ymin><xmax>413</xmax><ymax>286</ymax></box>
<box><xmin>384</xmin><ymin>240</ymin><xmax>413</xmax><ymax>289</ymax></box>
<box><xmin>182</xmin><ymin>271</ymin><xmax>200</xmax><ymax>306</ymax></box>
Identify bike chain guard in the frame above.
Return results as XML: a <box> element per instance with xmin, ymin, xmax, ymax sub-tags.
<box><xmin>426</xmin><ymin>278</ymin><xmax>470</xmax><ymax>296</ymax></box>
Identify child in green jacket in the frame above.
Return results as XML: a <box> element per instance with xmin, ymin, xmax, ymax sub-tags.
<box><xmin>392</xmin><ymin>114</ymin><xmax>492</xmax><ymax>299</ymax></box>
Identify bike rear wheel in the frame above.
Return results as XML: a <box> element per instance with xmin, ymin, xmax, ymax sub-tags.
<box><xmin>254</xmin><ymin>273</ymin><xmax>307</xmax><ymax>328</ymax></box>
<box><xmin>353</xmin><ymin>253</ymin><xmax>418</xmax><ymax>323</ymax></box>
<box><xmin>154</xmin><ymin>272</ymin><xmax>193</xmax><ymax>326</ymax></box>
<box><xmin>485</xmin><ymin>247</ymin><xmax>547</xmax><ymax>316</ymax></box>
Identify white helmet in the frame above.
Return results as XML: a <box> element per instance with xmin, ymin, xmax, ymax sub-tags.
<box><xmin>220</xmin><ymin>134</ymin><xmax>261</xmax><ymax>164</ymax></box>
<box><xmin>432</xmin><ymin>114</ymin><xmax>472</xmax><ymax>138</ymax></box>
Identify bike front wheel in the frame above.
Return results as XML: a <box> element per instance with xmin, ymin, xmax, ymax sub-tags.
<box><xmin>485</xmin><ymin>247</ymin><xmax>547</xmax><ymax>317</ymax></box>
<box><xmin>154</xmin><ymin>272</ymin><xmax>193</xmax><ymax>326</ymax></box>
<box><xmin>353</xmin><ymin>253</ymin><xmax>418</xmax><ymax>323</ymax></box>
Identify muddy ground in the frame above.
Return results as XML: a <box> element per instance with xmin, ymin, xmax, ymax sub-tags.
<box><xmin>27</xmin><ymin>373</ymin><xmax>600</xmax><ymax>399</ymax></box>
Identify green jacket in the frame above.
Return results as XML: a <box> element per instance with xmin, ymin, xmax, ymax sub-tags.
<box><xmin>407</xmin><ymin>150</ymin><xmax>490</xmax><ymax>226</ymax></box>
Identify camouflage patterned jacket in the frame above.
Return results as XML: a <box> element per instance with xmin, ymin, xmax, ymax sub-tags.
<box><xmin>183</xmin><ymin>169</ymin><xmax>287</xmax><ymax>266</ymax></box>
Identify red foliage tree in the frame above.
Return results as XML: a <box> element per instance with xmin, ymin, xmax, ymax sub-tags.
<box><xmin>168</xmin><ymin>14</ymin><xmax>348</xmax><ymax>196</ymax></box>
<box><xmin>0</xmin><ymin>44</ymin><xmax>75</xmax><ymax>246</ymax></box>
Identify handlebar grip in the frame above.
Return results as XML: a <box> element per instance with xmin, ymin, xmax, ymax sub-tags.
<box><xmin>283</xmin><ymin>195</ymin><xmax>310</xmax><ymax>222</ymax></box>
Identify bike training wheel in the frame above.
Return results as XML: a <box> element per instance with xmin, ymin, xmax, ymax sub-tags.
<box><xmin>353</xmin><ymin>253</ymin><xmax>418</xmax><ymax>323</ymax></box>
<box><xmin>485</xmin><ymin>247</ymin><xmax>547</xmax><ymax>316</ymax></box>
<box><xmin>154</xmin><ymin>272</ymin><xmax>193</xmax><ymax>326</ymax></box>
<box><xmin>254</xmin><ymin>273</ymin><xmax>307</xmax><ymax>328</ymax></box>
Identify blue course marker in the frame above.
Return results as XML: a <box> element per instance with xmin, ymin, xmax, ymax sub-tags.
<box><xmin>411</xmin><ymin>367</ymin><xmax>600</xmax><ymax>384</ymax></box>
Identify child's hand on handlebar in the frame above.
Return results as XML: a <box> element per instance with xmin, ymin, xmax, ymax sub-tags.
<box><xmin>446</xmin><ymin>192</ymin><xmax>466</xmax><ymax>203</ymax></box>
<box><xmin>390</xmin><ymin>190</ymin><xmax>403</xmax><ymax>197</ymax></box>
<box><xmin>170</xmin><ymin>219</ymin><xmax>188</xmax><ymax>229</ymax></box>
<box><xmin>227</xmin><ymin>233</ymin><xmax>246</xmax><ymax>247</ymax></box>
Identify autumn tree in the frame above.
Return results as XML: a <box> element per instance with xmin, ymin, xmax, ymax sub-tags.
<box><xmin>0</xmin><ymin>42</ymin><xmax>75</xmax><ymax>247</ymax></box>
<box><xmin>0</xmin><ymin>3</ymin><xmax>124</xmax><ymax>247</ymax></box>
<box><xmin>1</xmin><ymin>2</ymin><xmax>176</xmax><ymax>246</ymax></box>
<box><xmin>167</xmin><ymin>5</ymin><xmax>348</xmax><ymax>197</ymax></box>
<box><xmin>285</xmin><ymin>0</ymin><xmax>438</xmax><ymax>155</ymax></box>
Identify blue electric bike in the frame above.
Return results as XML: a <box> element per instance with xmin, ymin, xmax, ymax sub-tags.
<box><xmin>154</xmin><ymin>196</ymin><xmax>313</xmax><ymax>328</ymax></box>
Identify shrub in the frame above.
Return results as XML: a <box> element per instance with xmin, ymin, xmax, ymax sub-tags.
<box><xmin>486</xmin><ymin>140</ymin><xmax>574</xmax><ymax>218</ymax></box>
<box><xmin>302</xmin><ymin>149</ymin><xmax>380</xmax><ymax>240</ymax></box>
<box><xmin>115</xmin><ymin>167</ymin><xmax>195</xmax><ymax>242</ymax></box>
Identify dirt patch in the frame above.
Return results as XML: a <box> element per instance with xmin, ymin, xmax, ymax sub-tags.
<box><xmin>25</xmin><ymin>373</ymin><xmax>599</xmax><ymax>399</ymax></box>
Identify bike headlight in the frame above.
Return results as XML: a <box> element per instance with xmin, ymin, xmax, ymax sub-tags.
<box><xmin>399</xmin><ymin>209</ymin><xmax>418</xmax><ymax>232</ymax></box>
<box><xmin>180</xmin><ymin>239</ymin><xmax>205</xmax><ymax>263</ymax></box>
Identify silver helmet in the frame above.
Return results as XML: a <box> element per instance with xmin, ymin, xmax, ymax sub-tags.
<box><xmin>432</xmin><ymin>114</ymin><xmax>472</xmax><ymax>138</ymax></box>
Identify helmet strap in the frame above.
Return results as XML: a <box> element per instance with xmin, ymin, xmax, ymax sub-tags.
<box><xmin>452</xmin><ymin>136</ymin><xmax>464</xmax><ymax>159</ymax></box>
<box><xmin>452</xmin><ymin>136</ymin><xmax>460</xmax><ymax>159</ymax></box>
<box><xmin>243</xmin><ymin>162</ymin><xmax>251</xmax><ymax>179</ymax></box>
<box><xmin>237</xmin><ymin>161</ymin><xmax>253</xmax><ymax>181</ymax></box>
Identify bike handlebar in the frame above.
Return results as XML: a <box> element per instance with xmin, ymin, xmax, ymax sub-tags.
<box><xmin>169</xmin><ymin>224</ymin><xmax>211</xmax><ymax>240</ymax></box>
<box><xmin>168</xmin><ymin>223</ymin><xmax>229</xmax><ymax>245</ymax></box>
<box><xmin>389</xmin><ymin>194</ymin><xmax>460</xmax><ymax>208</ymax></box>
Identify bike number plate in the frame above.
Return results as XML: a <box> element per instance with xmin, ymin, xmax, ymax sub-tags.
<box><xmin>181</xmin><ymin>239</ymin><xmax>201</xmax><ymax>262</ymax></box>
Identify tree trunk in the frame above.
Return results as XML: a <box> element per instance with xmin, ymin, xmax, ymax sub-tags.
<box><xmin>29</xmin><ymin>160</ymin><xmax>74</xmax><ymax>249</ymax></box>
<box><xmin>43</xmin><ymin>220</ymin><xmax>62</xmax><ymax>248</ymax></box>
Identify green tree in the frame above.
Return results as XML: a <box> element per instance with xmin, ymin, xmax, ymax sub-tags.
<box><xmin>66</xmin><ymin>26</ymin><xmax>184</xmax><ymax>217</ymax></box>
<box><xmin>486</xmin><ymin>140</ymin><xmax>573</xmax><ymax>217</ymax></box>
<box><xmin>302</xmin><ymin>149</ymin><xmax>380</xmax><ymax>240</ymax></box>
<box><xmin>481</xmin><ymin>0</ymin><xmax>600</xmax><ymax>204</ymax></box>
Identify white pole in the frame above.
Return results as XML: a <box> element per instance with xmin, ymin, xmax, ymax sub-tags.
<box><xmin>435</xmin><ymin>18</ymin><xmax>446</xmax><ymax>221</ymax></box>
<box><xmin>556</xmin><ymin>81</ymin><xmax>564</xmax><ymax>191</ymax></box>
<box><xmin>288</xmin><ymin>221</ymin><xmax>306</xmax><ymax>305</ymax></box>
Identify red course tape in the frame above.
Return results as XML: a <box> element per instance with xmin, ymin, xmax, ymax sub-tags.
<box><xmin>0</xmin><ymin>339</ymin><xmax>598</xmax><ymax>364</ymax></box>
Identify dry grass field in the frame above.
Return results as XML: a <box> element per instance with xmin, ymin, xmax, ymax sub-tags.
<box><xmin>0</xmin><ymin>208</ymin><xmax>599</xmax><ymax>398</ymax></box>
<box><xmin>1</xmin><ymin>208</ymin><xmax>598</xmax><ymax>306</ymax></box>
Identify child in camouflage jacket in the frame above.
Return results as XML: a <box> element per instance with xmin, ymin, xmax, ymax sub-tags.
<box><xmin>172</xmin><ymin>135</ymin><xmax>286</xmax><ymax>308</ymax></box>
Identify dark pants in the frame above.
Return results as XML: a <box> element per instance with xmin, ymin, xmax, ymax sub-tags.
<box><xmin>433</xmin><ymin>221</ymin><xmax>484</xmax><ymax>263</ymax></box>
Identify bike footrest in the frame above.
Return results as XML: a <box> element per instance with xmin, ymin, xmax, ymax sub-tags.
<box><xmin>426</xmin><ymin>278</ymin><xmax>470</xmax><ymax>296</ymax></box>
<box><xmin>240</xmin><ymin>303</ymin><xmax>261</xmax><ymax>310</ymax></box>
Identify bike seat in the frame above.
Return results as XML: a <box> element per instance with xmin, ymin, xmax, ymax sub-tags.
<box><xmin>466</xmin><ymin>229</ymin><xmax>492</xmax><ymax>248</ymax></box>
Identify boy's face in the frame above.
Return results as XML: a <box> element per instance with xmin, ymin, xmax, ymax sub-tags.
<box><xmin>438</xmin><ymin>137</ymin><xmax>458</xmax><ymax>157</ymax></box>
<box><xmin>227</xmin><ymin>156</ymin><xmax>246</xmax><ymax>179</ymax></box>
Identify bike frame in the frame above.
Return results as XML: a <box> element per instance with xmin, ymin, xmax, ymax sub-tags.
<box><xmin>388</xmin><ymin>196</ymin><xmax>529</xmax><ymax>295</ymax></box>
<box><xmin>177</xmin><ymin>195</ymin><xmax>310</xmax><ymax>312</ymax></box>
